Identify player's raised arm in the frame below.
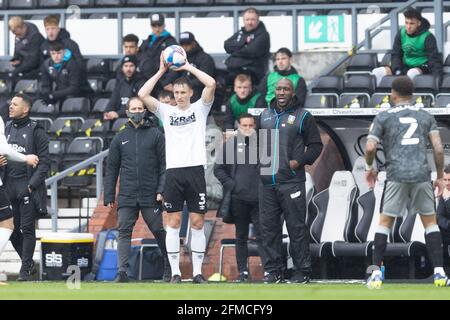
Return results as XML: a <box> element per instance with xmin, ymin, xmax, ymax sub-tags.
<box><xmin>176</xmin><ymin>62</ymin><xmax>216</xmax><ymax>105</ymax></box>
<box><xmin>138</xmin><ymin>52</ymin><xmax>168</xmax><ymax>113</ymax></box>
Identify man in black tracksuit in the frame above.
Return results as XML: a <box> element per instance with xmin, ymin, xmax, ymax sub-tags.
<box><xmin>104</xmin><ymin>55</ymin><xmax>147</xmax><ymax>121</ymax></box>
<box><xmin>259</xmin><ymin>78</ymin><xmax>323</xmax><ymax>283</ymax></box>
<box><xmin>223</xmin><ymin>8</ymin><xmax>270</xmax><ymax>85</ymax></box>
<box><xmin>3</xmin><ymin>93</ymin><xmax>49</xmax><ymax>281</ymax></box>
<box><xmin>138</xmin><ymin>13</ymin><xmax>178</xmax><ymax>93</ymax></box>
<box><xmin>40</xmin><ymin>15</ymin><xmax>84</xmax><ymax>66</ymax></box>
<box><xmin>438</xmin><ymin>165</ymin><xmax>450</xmax><ymax>273</ymax></box>
<box><xmin>104</xmin><ymin>97</ymin><xmax>170</xmax><ymax>283</ymax></box>
<box><xmin>40</xmin><ymin>41</ymin><xmax>91</xmax><ymax>105</ymax></box>
<box><xmin>8</xmin><ymin>17</ymin><xmax>44</xmax><ymax>79</ymax></box>
<box><xmin>215</xmin><ymin>113</ymin><xmax>267</xmax><ymax>282</ymax></box>
<box><xmin>179</xmin><ymin>32</ymin><xmax>216</xmax><ymax>102</ymax></box>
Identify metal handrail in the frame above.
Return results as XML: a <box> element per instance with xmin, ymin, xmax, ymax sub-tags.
<box><xmin>45</xmin><ymin>149</ymin><xmax>108</xmax><ymax>232</ymax></box>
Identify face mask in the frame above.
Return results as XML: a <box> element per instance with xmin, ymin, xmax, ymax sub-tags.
<box><xmin>127</xmin><ymin>111</ymin><xmax>146</xmax><ymax>124</ymax></box>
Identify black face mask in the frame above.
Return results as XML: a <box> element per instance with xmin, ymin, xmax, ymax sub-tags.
<box><xmin>126</xmin><ymin>111</ymin><xmax>146</xmax><ymax>124</ymax></box>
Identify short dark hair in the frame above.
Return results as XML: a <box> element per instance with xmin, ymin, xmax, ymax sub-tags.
<box><xmin>49</xmin><ymin>41</ymin><xmax>65</xmax><ymax>52</ymax></box>
<box><xmin>158</xmin><ymin>89</ymin><xmax>174</xmax><ymax>100</ymax></box>
<box><xmin>13</xmin><ymin>93</ymin><xmax>32</xmax><ymax>109</ymax></box>
<box><xmin>445</xmin><ymin>164</ymin><xmax>450</xmax><ymax>174</ymax></box>
<box><xmin>122</xmin><ymin>34</ymin><xmax>139</xmax><ymax>45</ymax></box>
<box><xmin>243</xmin><ymin>7</ymin><xmax>259</xmax><ymax>17</ymax></box>
<box><xmin>392</xmin><ymin>76</ymin><xmax>414</xmax><ymax>97</ymax></box>
<box><xmin>126</xmin><ymin>97</ymin><xmax>144</xmax><ymax>110</ymax></box>
<box><xmin>173</xmin><ymin>77</ymin><xmax>193</xmax><ymax>89</ymax></box>
<box><xmin>275</xmin><ymin>47</ymin><xmax>292</xmax><ymax>58</ymax></box>
<box><xmin>238</xmin><ymin>113</ymin><xmax>255</xmax><ymax>123</ymax></box>
<box><xmin>403</xmin><ymin>7</ymin><xmax>422</xmax><ymax>21</ymax></box>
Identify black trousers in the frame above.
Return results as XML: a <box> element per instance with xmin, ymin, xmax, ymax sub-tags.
<box><xmin>117</xmin><ymin>205</ymin><xmax>168</xmax><ymax>272</ymax></box>
<box><xmin>259</xmin><ymin>182</ymin><xmax>311</xmax><ymax>275</ymax></box>
<box><xmin>7</xmin><ymin>177</ymin><xmax>36</xmax><ymax>273</ymax></box>
<box><xmin>231</xmin><ymin>197</ymin><xmax>267</xmax><ymax>274</ymax></box>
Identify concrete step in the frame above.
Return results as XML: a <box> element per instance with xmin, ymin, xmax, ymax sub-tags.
<box><xmin>38</xmin><ymin>219</ymin><xmax>84</xmax><ymax>230</ymax></box>
<box><xmin>57</xmin><ymin>208</ymin><xmax>93</xmax><ymax>218</ymax></box>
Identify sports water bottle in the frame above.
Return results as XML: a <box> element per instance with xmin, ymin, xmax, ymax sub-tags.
<box><xmin>380</xmin><ymin>265</ymin><xmax>385</xmax><ymax>281</ymax></box>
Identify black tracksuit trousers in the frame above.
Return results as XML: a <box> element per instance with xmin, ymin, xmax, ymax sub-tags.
<box><xmin>259</xmin><ymin>182</ymin><xmax>311</xmax><ymax>275</ymax></box>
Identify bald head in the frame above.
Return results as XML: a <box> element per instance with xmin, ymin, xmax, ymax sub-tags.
<box><xmin>275</xmin><ymin>78</ymin><xmax>294</xmax><ymax>108</ymax></box>
<box><xmin>9</xmin><ymin>16</ymin><xmax>26</xmax><ymax>38</ymax></box>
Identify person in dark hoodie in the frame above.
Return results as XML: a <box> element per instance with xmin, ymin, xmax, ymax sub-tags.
<box><xmin>224</xmin><ymin>7</ymin><xmax>270</xmax><ymax>86</ymax></box>
<box><xmin>40</xmin><ymin>42</ymin><xmax>91</xmax><ymax>105</ymax></box>
<box><xmin>259</xmin><ymin>78</ymin><xmax>323</xmax><ymax>284</ymax></box>
<box><xmin>438</xmin><ymin>165</ymin><xmax>450</xmax><ymax>274</ymax></box>
<box><xmin>371</xmin><ymin>7</ymin><xmax>442</xmax><ymax>86</ymax></box>
<box><xmin>40</xmin><ymin>15</ymin><xmax>84</xmax><ymax>66</ymax></box>
<box><xmin>8</xmin><ymin>16</ymin><xmax>44</xmax><ymax>79</ymax></box>
<box><xmin>138</xmin><ymin>13</ymin><xmax>178</xmax><ymax>94</ymax></box>
<box><xmin>104</xmin><ymin>55</ymin><xmax>146</xmax><ymax>121</ymax></box>
<box><xmin>259</xmin><ymin>48</ymin><xmax>307</xmax><ymax>107</ymax></box>
<box><xmin>214</xmin><ymin>113</ymin><xmax>267</xmax><ymax>282</ymax></box>
<box><xmin>179</xmin><ymin>32</ymin><xmax>215</xmax><ymax>102</ymax></box>
<box><xmin>104</xmin><ymin>96</ymin><xmax>170</xmax><ymax>283</ymax></box>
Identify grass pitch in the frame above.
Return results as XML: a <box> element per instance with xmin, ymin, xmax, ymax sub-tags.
<box><xmin>1</xmin><ymin>281</ymin><xmax>450</xmax><ymax>300</ymax></box>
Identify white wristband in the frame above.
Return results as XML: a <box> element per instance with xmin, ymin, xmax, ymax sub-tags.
<box><xmin>365</xmin><ymin>162</ymin><xmax>374</xmax><ymax>171</ymax></box>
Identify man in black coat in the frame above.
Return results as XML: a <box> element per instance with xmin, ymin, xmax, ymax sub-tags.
<box><xmin>3</xmin><ymin>93</ymin><xmax>49</xmax><ymax>281</ymax></box>
<box><xmin>438</xmin><ymin>165</ymin><xmax>450</xmax><ymax>273</ymax></box>
<box><xmin>224</xmin><ymin>7</ymin><xmax>270</xmax><ymax>86</ymax></box>
<box><xmin>40</xmin><ymin>41</ymin><xmax>91</xmax><ymax>105</ymax></box>
<box><xmin>214</xmin><ymin>113</ymin><xmax>267</xmax><ymax>282</ymax></box>
<box><xmin>8</xmin><ymin>17</ymin><xmax>44</xmax><ymax>79</ymax></box>
<box><xmin>259</xmin><ymin>78</ymin><xmax>323</xmax><ymax>284</ymax></box>
<box><xmin>104</xmin><ymin>55</ymin><xmax>147</xmax><ymax>121</ymax></box>
<box><xmin>40</xmin><ymin>15</ymin><xmax>84</xmax><ymax>66</ymax></box>
<box><xmin>104</xmin><ymin>97</ymin><xmax>170</xmax><ymax>283</ymax></box>
<box><xmin>138</xmin><ymin>13</ymin><xmax>178</xmax><ymax>93</ymax></box>
<box><xmin>179</xmin><ymin>32</ymin><xmax>215</xmax><ymax>102</ymax></box>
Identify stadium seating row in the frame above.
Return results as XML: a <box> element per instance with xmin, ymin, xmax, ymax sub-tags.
<box><xmin>0</xmin><ymin>0</ymin><xmax>402</xmax><ymax>10</ymax></box>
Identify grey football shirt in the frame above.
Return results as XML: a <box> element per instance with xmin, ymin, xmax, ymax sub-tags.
<box><xmin>368</xmin><ymin>104</ymin><xmax>439</xmax><ymax>183</ymax></box>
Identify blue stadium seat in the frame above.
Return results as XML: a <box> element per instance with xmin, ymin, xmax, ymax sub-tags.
<box><xmin>345</xmin><ymin>53</ymin><xmax>378</xmax><ymax>76</ymax></box>
<box><xmin>0</xmin><ymin>79</ymin><xmax>12</xmax><ymax>97</ymax></box>
<box><xmin>49</xmin><ymin>117</ymin><xmax>84</xmax><ymax>139</ymax></box>
<box><xmin>90</xmin><ymin>98</ymin><xmax>110</xmax><ymax>119</ymax></box>
<box><xmin>379</xmin><ymin>52</ymin><xmax>391</xmax><ymax>66</ymax></box>
<box><xmin>369</xmin><ymin>93</ymin><xmax>392</xmax><ymax>109</ymax></box>
<box><xmin>214</xmin><ymin>0</ymin><xmax>242</xmax><ymax>4</ymax></box>
<box><xmin>8</xmin><ymin>0</ymin><xmax>37</xmax><ymax>8</ymax></box>
<box><xmin>304</xmin><ymin>94</ymin><xmax>337</xmax><ymax>109</ymax></box>
<box><xmin>88</xmin><ymin>13</ymin><xmax>112</xmax><ymax>19</ymax></box>
<box><xmin>30</xmin><ymin>99</ymin><xmax>60</xmax><ymax>119</ymax></box>
<box><xmin>185</xmin><ymin>0</ymin><xmax>212</xmax><ymax>4</ymax></box>
<box><xmin>339</xmin><ymin>75</ymin><xmax>375</xmax><ymax>108</ymax></box>
<box><xmin>375</xmin><ymin>75</ymin><xmax>399</xmax><ymax>93</ymax></box>
<box><xmin>154</xmin><ymin>0</ymin><xmax>181</xmax><ymax>5</ymax></box>
<box><xmin>14</xmin><ymin>79</ymin><xmax>40</xmax><ymax>97</ymax></box>
<box><xmin>0</xmin><ymin>0</ymin><xmax>6</xmax><ymax>8</ymax></box>
<box><xmin>38</xmin><ymin>0</ymin><xmax>66</xmax><ymax>7</ymax></box>
<box><xmin>60</xmin><ymin>97</ymin><xmax>91</xmax><ymax>118</ymax></box>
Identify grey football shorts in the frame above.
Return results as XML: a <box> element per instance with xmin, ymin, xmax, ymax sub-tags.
<box><xmin>381</xmin><ymin>181</ymin><xmax>436</xmax><ymax>217</ymax></box>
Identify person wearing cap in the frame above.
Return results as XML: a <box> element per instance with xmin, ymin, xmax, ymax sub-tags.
<box><xmin>224</xmin><ymin>7</ymin><xmax>270</xmax><ymax>86</ymax></box>
<box><xmin>179</xmin><ymin>32</ymin><xmax>216</xmax><ymax>102</ymax></box>
<box><xmin>8</xmin><ymin>16</ymin><xmax>44</xmax><ymax>79</ymax></box>
<box><xmin>115</xmin><ymin>34</ymin><xmax>140</xmax><ymax>78</ymax></box>
<box><xmin>40</xmin><ymin>41</ymin><xmax>91</xmax><ymax>105</ymax></box>
<box><xmin>104</xmin><ymin>55</ymin><xmax>147</xmax><ymax>121</ymax></box>
<box><xmin>40</xmin><ymin>15</ymin><xmax>84</xmax><ymax>66</ymax></box>
<box><xmin>138</xmin><ymin>13</ymin><xmax>178</xmax><ymax>94</ymax></box>
<box><xmin>371</xmin><ymin>7</ymin><xmax>442</xmax><ymax>86</ymax></box>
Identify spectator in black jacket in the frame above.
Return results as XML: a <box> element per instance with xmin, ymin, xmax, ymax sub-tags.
<box><xmin>40</xmin><ymin>42</ymin><xmax>91</xmax><ymax>105</ymax></box>
<box><xmin>259</xmin><ymin>48</ymin><xmax>307</xmax><ymax>107</ymax></box>
<box><xmin>224</xmin><ymin>7</ymin><xmax>270</xmax><ymax>86</ymax></box>
<box><xmin>104</xmin><ymin>97</ymin><xmax>170</xmax><ymax>283</ymax></box>
<box><xmin>372</xmin><ymin>8</ymin><xmax>442</xmax><ymax>86</ymax></box>
<box><xmin>8</xmin><ymin>17</ymin><xmax>44</xmax><ymax>79</ymax></box>
<box><xmin>438</xmin><ymin>165</ymin><xmax>450</xmax><ymax>273</ymax></box>
<box><xmin>40</xmin><ymin>15</ymin><xmax>84</xmax><ymax>66</ymax></box>
<box><xmin>104</xmin><ymin>55</ymin><xmax>146</xmax><ymax>121</ymax></box>
<box><xmin>138</xmin><ymin>14</ymin><xmax>178</xmax><ymax>93</ymax></box>
<box><xmin>2</xmin><ymin>93</ymin><xmax>49</xmax><ymax>281</ymax></box>
<box><xmin>214</xmin><ymin>113</ymin><xmax>267</xmax><ymax>282</ymax></box>
<box><xmin>179</xmin><ymin>32</ymin><xmax>215</xmax><ymax>102</ymax></box>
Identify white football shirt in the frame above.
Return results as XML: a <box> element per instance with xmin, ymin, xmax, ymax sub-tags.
<box><xmin>156</xmin><ymin>99</ymin><xmax>212</xmax><ymax>169</ymax></box>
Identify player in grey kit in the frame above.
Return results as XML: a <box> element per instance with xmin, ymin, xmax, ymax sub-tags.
<box><xmin>365</xmin><ymin>76</ymin><xmax>447</xmax><ymax>288</ymax></box>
